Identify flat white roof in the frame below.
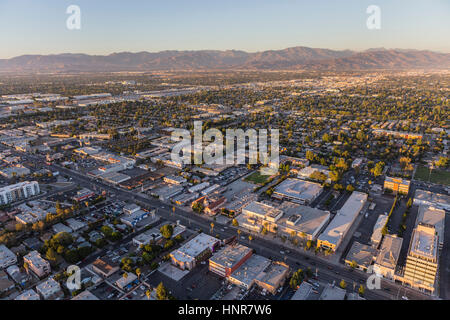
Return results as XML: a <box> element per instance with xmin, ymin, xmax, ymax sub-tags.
<box><xmin>274</xmin><ymin>178</ymin><xmax>323</xmax><ymax>202</ymax></box>
<box><xmin>318</xmin><ymin>192</ymin><xmax>367</xmax><ymax>246</ymax></box>
<box><xmin>171</xmin><ymin>233</ymin><xmax>219</xmax><ymax>263</ymax></box>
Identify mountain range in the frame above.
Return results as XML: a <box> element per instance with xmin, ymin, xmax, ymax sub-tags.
<box><xmin>0</xmin><ymin>46</ymin><xmax>449</xmax><ymax>73</ymax></box>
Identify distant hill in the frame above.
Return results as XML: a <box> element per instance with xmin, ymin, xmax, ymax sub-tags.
<box><xmin>0</xmin><ymin>46</ymin><xmax>449</xmax><ymax>73</ymax></box>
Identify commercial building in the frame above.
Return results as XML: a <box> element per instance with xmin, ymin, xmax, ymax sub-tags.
<box><xmin>373</xmin><ymin>235</ymin><xmax>403</xmax><ymax>280</ymax></box>
<box><xmin>15</xmin><ymin>289</ymin><xmax>40</xmax><ymax>300</ymax></box>
<box><xmin>71</xmin><ymin>290</ymin><xmax>99</xmax><ymax>300</ymax></box>
<box><xmin>402</xmin><ymin>224</ymin><xmax>439</xmax><ymax>294</ymax></box>
<box><xmin>344</xmin><ymin>241</ymin><xmax>378</xmax><ymax>271</ymax></box>
<box><xmin>209</xmin><ymin>244</ymin><xmax>253</xmax><ymax>277</ymax></box>
<box><xmin>290</xmin><ymin>281</ymin><xmax>313</xmax><ymax>300</ymax></box>
<box><xmin>240</xmin><ymin>201</ymin><xmax>284</xmax><ymax>233</ymax></box>
<box><xmin>297</xmin><ymin>165</ymin><xmax>331</xmax><ymax>183</ymax></box>
<box><xmin>163</xmin><ymin>175</ymin><xmax>187</xmax><ymax>185</ymax></box>
<box><xmin>23</xmin><ymin>251</ymin><xmax>50</xmax><ymax>278</ymax></box>
<box><xmin>170</xmin><ymin>233</ymin><xmax>221</xmax><ymax>271</ymax></box>
<box><xmin>0</xmin><ymin>165</ymin><xmax>30</xmax><ymax>179</ymax></box>
<box><xmin>273</xmin><ymin>179</ymin><xmax>323</xmax><ymax>205</ymax></box>
<box><xmin>319</xmin><ymin>284</ymin><xmax>347</xmax><ymax>300</ymax></box>
<box><xmin>52</xmin><ymin>223</ymin><xmax>72</xmax><ymax>234</ymax></box>
<box><xmin>72</xmin><ymin>188</ymin><xmax>95</xmax><ymax>202</ymax></box>
<box><xmin>371</xmin><ymin>214</ymin><xmax>389</xmax><ymax>247</ymax></box>
<box><xmin>0</xmin><ymin>270</ymin><xmax>15</xmax><ymax>293</ymax></box>
<box><xmin>0</xmin><ymin>244</ymin><xmax>17</xmax><ymax>269</ymax></box>
<box><xmin>116</xmin><ymin>272</ymin><xmax>138</xmax><ymax>291</ymax></box>
<box><xmin>151</xmin><ymin>184</ymin><xmax>184</xmax><ymax>201</ymax></box>
<box><xmin>317</xmin><ymin>192</ymin><xmax>368</xmax><ymax>251</ymax></box>
<box><xmin>120</xmin><ymin>205</ymin><xmax>155</xmax><ymax>228</ymax></box>
<box><xmin>277</xmin><ymin>202</ymin><xmax>331</xmax><ymax>241</ymax></box>
<box><xmin>35</xmin><ymin>278</ymin><xmax>62</xmax><ymax>299</ymax></box>
<box><xmin>383</xmin><ymin>176</ymin><xmax>410</xmax><ymax>195</ymax></box>
<box><xmin>254</xmin><ymin>262</ymin><xmax>290</xmax><ymax>295</ymax></box>
<box><xmin>0</xmin><ymin>181</ymin><xmax>40</xmax><ymax>205</ymax></box>
<box><xmin>92</xmin><ymin>257</ymin><xmax>120</xmax><ymax>278</ymax></box>
<box><xmin>65</xmin><ymin>218</ymin><xmax>87</xmax><ymax>232</ymax></box>
<box><xmin>228</xmin><ymin>254</ymin><xmax>271</xmax><ymax>290</ymax></box>
<box><xmin>413</xmin><ymin>189</ymin><xmax>450</xmax><ymax>211</ymax></box>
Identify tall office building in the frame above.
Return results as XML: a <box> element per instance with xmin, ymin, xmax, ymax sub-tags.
<box><xmin>403</xmin><ymin>224</ymin><xmax>439</xmax><ymax>294</ymax></box>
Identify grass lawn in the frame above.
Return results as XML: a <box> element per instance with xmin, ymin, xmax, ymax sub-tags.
<box><xmin>414</xmin><ymin>165</ymin><xmax>450</xmax><ymax>185</ymax></box>
<box><xmin>244</xmin><ymin>171</ymin><xmax>272</xmax><ymax>185</ymax></box>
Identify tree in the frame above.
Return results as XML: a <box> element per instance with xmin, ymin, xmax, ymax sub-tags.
<box><xmin>136</xmin><ymin>268</ymin><xmax>141</xmax><ymax>280</ymax></box>
<box><xmin>231</xmin><ymin>219</ymin><xmax>239</xmax><ymax>227</ymax></box>
<box><xmin>406</xmin><ymin>198</ymin><xmax>412</xmax><ymax>208</ymax></box>
<box><xmin>358</xmin><ymin>284</ymin><xmax>365</xmax><ymax>296</ymax></box>
<box><xmin>248</xmin><ymin>235</ymin><xmax>253</xmax><ymax>244</ymax></box>
<box><xmin>156</xmin><ymin>282</ymin><xmax>169</xmax><ymax>300</ymax></box>
<box><xmin>160</xmin><ymin>224</ymin><xmax>174</xmax><ymax>239</ymax></box>
<box><xmin>145</xmin><ymin>289</ymin><xmax>151</xmax><ymax>300</ymax></box>
<box><xmin>123</xmin><ymin>272</ymin><xmax>128</xmax><ymax>280</ymax></box>
<box><xmin>210</xmin><ymin>222</ymin><xmax>215</xmax><ymax>233</ymax></box>
<box><xmin>339</xmin><ymin>279</ymin><xmax>347</xmax><ymax>289</ymax></box>
<box><xmin>346</xmin><ymin>184</ymin><xmax>355</xmax><ymax>192</ymax></box>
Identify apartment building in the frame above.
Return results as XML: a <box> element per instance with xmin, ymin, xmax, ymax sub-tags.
<box><xmin>0</xmin><ymin>181</ymin><xmax>40</xmax><ymax>205</ymax></box>
<box><xmin>23</xmin><ymin>251</ymin><xmax>51</xmax><ymax>278</ymax></box>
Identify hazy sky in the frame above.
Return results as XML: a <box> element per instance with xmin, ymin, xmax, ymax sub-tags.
<box><xmin>0</xmin><ymin>0</ymin><xmax>449</xmax><ymax>58</ymax></box>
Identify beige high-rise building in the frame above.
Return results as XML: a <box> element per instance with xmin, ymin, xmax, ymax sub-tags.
<box><xmin>402</xmin><ymin>224</ymin><xmax>438</xmax><ymax>294</ymax></box>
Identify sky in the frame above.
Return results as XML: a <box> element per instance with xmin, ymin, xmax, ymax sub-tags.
<box><xmin>0</xmin><ymin>0</ymin><xmax>449</xmax><ymax>58</ymax></box>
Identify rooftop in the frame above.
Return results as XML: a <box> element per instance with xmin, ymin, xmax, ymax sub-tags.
<box><xmin>170</xmin><ymin>233</ymin><xmax>220</xmax><ymax>263</ymax></box>
<box><xmin>209</xmin><ymin>243</ymin><xmax>252</xmax><ymax>269</ymax></box>
<box><xmin>375</xmin><ymin>234</ymin><xmax>403</xmax><ymax>269</ymax></box>
<box><xmin>318</xmin><ymin>191</ymin><xmax>367</xmax><ymax>246</ymax></box>
<box><xmin>409</xmin><ymin>224</ymin><xmax>438</xmax><ymax>260</ymax></box>
<box><xmin>274</xmin><ymin>178</ymin><xmax>323</xmax><ymax>202</ymax></box>
<box><xmin>229</xmin><ymin>254</ymin><xmax>271</xmax><ymax>288</ymax></box>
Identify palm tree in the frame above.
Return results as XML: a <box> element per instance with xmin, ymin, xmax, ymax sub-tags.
<box><xmin>210</xmin><ymin>222</ymin><xmax>214</xmax><ymax>233</ymax></box>
<box><xmin>248</xmin><ymin>235</ymin><xmax>253</xmax><ymax>244</ymax></box>
<box><xmin>237</xmin><ymin>229</ymin><xmax>241</xmax><ymax>237</ymax></box>
<box><xmin>145</xmin><ymin>289</ymin><xmax>151</xmax><ymax>300</ymax></box>
<box><xmin>123</xmin><ymin>272</ymin><xmax>128</xmax><ymax>280</ymax></box>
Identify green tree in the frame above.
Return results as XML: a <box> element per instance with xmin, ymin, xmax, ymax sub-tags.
<box><xmin>156</xmin><ymin>282</ymin><xmax>169</xmax><ymax>300</ymax></box>
<box><xmin>160</xmin><ymin>224</ymin><xmax>174</xmax><ymax>239</ymax></box>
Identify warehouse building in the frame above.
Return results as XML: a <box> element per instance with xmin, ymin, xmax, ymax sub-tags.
<box><xmin>317</xmin><ymin>192</ymin><xmax>368</xmax><ymax>252</ymax></box>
